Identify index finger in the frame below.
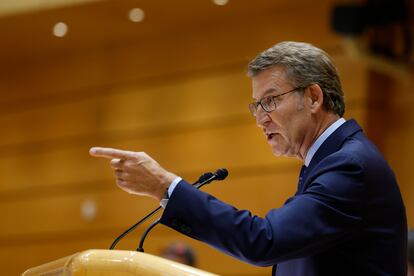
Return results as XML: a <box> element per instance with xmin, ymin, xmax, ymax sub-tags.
<box><xmin>89</xmin><ymin>147</ymin><xmax>137</xmax><ymax>160</ymax></box>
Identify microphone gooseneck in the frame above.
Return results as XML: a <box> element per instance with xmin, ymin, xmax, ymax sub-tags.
<box><xmin>109</xmin><ymin>169</ymin><xmax>226</xmax><ymax>250</ymax></box>
<box><xmin>136</xmin><ymin>218</ymin><xmax>160</xmax><ymax>252</ymax></box>
<box><xmin>109</xmin><ymin>173</ymin><xmax>208</xmax><ymax>249</ymax></box>
<box><xmin>109</xmin><ymin>206</ymin><xmax>161</xmax><ymax>250</ymax></box>
<box><xmin>136</xmin><ymin>168</ymin><xmax>229</xmax><ymax>252</ymax></box>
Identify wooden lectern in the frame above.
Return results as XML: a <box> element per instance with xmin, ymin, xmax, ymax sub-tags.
<box><xmin>22</xmin><ymin>249</ymin><xmax>219</xmax><ymax>275</ymax></box>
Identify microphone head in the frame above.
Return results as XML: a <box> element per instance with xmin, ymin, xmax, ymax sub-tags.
<box><xmin>198</xmin><ymin>172</ymin><xmax>214</xmax><ymax>183</ymax></box>
<box><xmin>214</xmin><ymin>168</ymin><xmax>228</xmax><ymax>180</ymax></box>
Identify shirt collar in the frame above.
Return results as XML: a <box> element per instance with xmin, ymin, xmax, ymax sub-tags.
<box><xmin>304</xmin><ymin>118</ymin><xmax>346</xmax><ymax>167</ymax></box>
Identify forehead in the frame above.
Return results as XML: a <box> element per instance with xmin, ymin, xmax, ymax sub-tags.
<box><xmin>251</xmin><ymin>66</ymin><xmax>290</xmax><ymax>100</ymax></box>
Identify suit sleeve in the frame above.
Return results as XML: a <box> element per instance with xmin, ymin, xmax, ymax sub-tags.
<box><xmin>159</xmin><ymin>154</ymin><xmax>365</xmax><ymax>266</ymax></box>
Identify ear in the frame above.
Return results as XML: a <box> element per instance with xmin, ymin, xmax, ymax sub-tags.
<box><xmin>306</xmin><ymin>84</ymin><xmax>324</xmax><ymax>113</ymax></box>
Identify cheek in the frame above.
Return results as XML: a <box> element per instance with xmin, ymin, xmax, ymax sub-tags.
<box><xmin>268</xmin><ymin>111</ymin><xmax>291</xmax><ymax>135</ymax></box>
<box><xmin>268</xmin><ymin>112</ymin><xmax>284</xmax><ymax>126</ymax></box>
<box><xmin>268</xmin><ymin>112</ymin><xmax>305</xmax><ymax>143</ymax></box>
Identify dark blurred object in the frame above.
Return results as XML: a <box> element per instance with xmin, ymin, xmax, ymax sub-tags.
<box><xmin>366</xmin><ymin>0</ymin><xmax>408</xmax><ymax>26</ymax></box>
<box><xmin>409</xmin><ymin>230</ymin><xmax>414</xmax><ymax>276</ymax></box>
<box><xmin>331</xmin><ymin>0</ymin><xmax>412</xmax><ymax>60</ymax></box>
<box><xmin>161</xmin><ymin>241</ymin><xmax>197</xmax><ymax>267</ymax></box>
<box><xmin>332</xmin><ymin>5</ymin><xmax>367</xmax><ymax>35</ymax></box>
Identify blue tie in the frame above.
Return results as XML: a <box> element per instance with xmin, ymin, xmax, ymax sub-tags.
<box><xmin>273</xmin><ymin>165</ymin><xmax>309</xmax><ymax>276</ymax></box>
<box><xmin>297</xmin><ymin>165</ymin><xmax>307</xmax><ymax>194</ymax></box>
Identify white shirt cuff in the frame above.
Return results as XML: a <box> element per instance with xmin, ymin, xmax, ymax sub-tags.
<box><xmin>160</xmin><ymin>177</ymin><xmax>182</xmax><ymax>208</ymax></box>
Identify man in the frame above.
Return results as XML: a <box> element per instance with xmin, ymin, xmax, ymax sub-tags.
<box><xmin>90</xmin><ymin>41</ymin><xmax>407</xmax><ymax>275</ymax></box>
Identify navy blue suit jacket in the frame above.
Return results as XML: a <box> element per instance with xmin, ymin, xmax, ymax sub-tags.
<box><xmin>160</xmin><ymin>119</ymin><xmax>407</xmax><ymax>275</ymax></box>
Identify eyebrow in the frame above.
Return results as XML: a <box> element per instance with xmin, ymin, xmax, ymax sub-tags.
<box><xmin>253</xmin><ymin>88</ymin><xmax>277</xmax><ymax>101</ymax></box>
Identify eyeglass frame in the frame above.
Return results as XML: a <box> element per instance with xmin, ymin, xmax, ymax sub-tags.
<box><xmin>248</xmin><ymin>86</ymin><xmax>305</xmax><ymax>117</ymax></box>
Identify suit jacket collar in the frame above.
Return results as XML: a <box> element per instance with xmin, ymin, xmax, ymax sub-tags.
<box><xmin>300</xmin><ymin>119</ymin><xmax>362</xmax><ymax>191</ymax></box>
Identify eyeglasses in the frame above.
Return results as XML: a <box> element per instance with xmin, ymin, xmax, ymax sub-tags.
<box><xmin>248</xmin><ymin>86</ymin><xmax>303</xmax><ymax>117</ymax></box>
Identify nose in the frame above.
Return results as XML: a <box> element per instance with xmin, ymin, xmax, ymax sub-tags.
<box><xmin>255</xmin><ymin>106</ymin><xmax>271</xmax><ymax>127</ymax></box>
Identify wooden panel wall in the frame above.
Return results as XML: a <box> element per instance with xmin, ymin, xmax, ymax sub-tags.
<box><xmin>385</xmin><ymin>79</ymin><xmax>414</xmax><ymax>229</ymax></box>
<box><xmin>1</xmin><ymin>1</ymin><xmax>404</xmax><ymax>275</ymax></box>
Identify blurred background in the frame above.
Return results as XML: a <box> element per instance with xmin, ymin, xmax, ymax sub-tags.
<box><xmin>0</xmin><ymin>0</ymin><xmax>413</xmax><ymax>275</ymax></box>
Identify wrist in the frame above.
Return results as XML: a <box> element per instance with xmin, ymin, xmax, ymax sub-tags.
<box><xmin>155</xmin><ymin>172</ymin><xmax>177</xmax><ymax>201</ymax></box>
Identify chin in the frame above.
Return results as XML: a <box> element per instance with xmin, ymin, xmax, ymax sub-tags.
<box><xmin>271</xmin><ymin>147</ymin><xmax>285</xmax><ymax>157</ymax></box>
<box><xmin>271</xmin><ymin>146</ymin><xmax>296</xmax><ymax>158</ymax></box>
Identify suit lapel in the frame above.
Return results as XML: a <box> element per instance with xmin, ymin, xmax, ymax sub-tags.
<box><xmin>299</xmin><ymin>119</ymin><xmax>362</xmax><ymax>193</ymax></box>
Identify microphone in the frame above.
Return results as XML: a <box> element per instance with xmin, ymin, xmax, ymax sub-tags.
<box><xmin>108</xmin><ymin>170</ymin><xmax>222</xmax><ymax>250</ymax></box>
<box><xmin>136</xmin><ymin>168</ymin><xmax>228</xmax><ymax>252</ymax></box>
<box><xmin>196</xmin><ymin>172</ymin><xmax>215</xmax><ymax>184</ymax></box>
<box><xmin>193</xmin><ymin>168</ymin><xmax>228</xmax><ymax>188</ymax></box>
<box><xmin>215</xmin><ymin>168</ymin><xmax>229</xmax><ymax>180</ymax></box>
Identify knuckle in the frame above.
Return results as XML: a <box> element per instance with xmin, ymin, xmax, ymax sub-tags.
<box><xmin>134</xmin><ymin>152</ymin><xmax>143</xmax><ymax>159</ymax></box>
<box><xmin>137</xmin><ymin>151</ymin><xmax>149</xmax><ymax>158</ymax></box>
<box><xmin>111</xmin><ymin>158</ymin><xmax>125</xmax><ymax>168</ymax></box>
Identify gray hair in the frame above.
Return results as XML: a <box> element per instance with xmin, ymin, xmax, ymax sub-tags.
<box><xmin>247</xmin><ymin>41</ymin><xmax>345</xmax><ymax>116</ymax></box>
